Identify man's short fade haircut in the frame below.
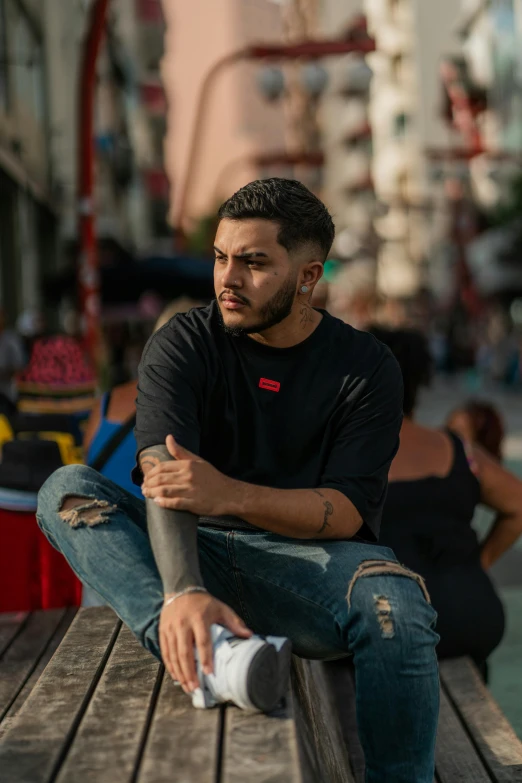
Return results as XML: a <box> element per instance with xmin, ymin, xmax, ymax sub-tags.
<box><xmin>217</xmin><ymin>178</ymin><xmax>335</xmax><ymax>261</ymax></box>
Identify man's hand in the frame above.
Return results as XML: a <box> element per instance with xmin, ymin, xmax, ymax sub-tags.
<box><xmin>160</xmin><ymin>591</ymin><xmax>252</xmax><ymax>692</ymax></box>
<box><xmin>142</xmin><ymin>435</ymin><xmax>238</xmax><ymax>516</ymax></box>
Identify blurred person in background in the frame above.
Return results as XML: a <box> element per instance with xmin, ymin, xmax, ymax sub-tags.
<box><xmin>447</xmin><ymin>400</ymin><xmax>504</xmax><ymax>461</ymax></box>
<box><xmin>0</xmin><ymin>308</ymin><xmax>26</xmax><ymax>415</ymax></box>
<box><xmin>371</xmin><ymin>326</ymin><xmax>522</xmax><ymax>677</ymax></box>
<box><xmin>84</xmin><ymin>297</ymin><xmax>201</xmax><ymax>498</ymax></box>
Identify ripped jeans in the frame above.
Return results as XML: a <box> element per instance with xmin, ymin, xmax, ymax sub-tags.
<box><xmin>37</xmin><ymin>465</ymin><xmax>440</xmax><ymax>783</ymax></box>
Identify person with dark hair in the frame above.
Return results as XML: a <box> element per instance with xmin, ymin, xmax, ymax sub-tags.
<box><xmin>38</xmin><ymin>179</ymin><xmax>439</xmax><ymax>781</ymax></box>
<box><xmin>371</xmin><ymin>326</ymin><xmax>522</xmax><ymax>674</ymax></box>
<box><xmin>447</xmin><ymin>400</ymin><xmax>504</xmax><ymax>461</ymax></box>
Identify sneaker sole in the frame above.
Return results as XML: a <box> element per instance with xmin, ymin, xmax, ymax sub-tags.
<box><xmin>246</xmin><ymin>639</ymin><xmax>292</xmax><ymax>712</ymax></box>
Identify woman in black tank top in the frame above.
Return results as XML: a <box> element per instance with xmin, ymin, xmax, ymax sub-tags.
<box><xmin>371</xmin><ymin>327</ymin><xmax>522</xmax><ymax>671</ymax></box>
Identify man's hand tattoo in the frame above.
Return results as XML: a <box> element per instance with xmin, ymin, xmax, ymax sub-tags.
<box><xmin>313</xmin><ymin>490</ymin><xmax>333</xmax><ymax>534</ymax></box>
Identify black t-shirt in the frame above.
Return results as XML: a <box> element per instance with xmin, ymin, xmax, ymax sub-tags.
<box><xmin>133</xmin><ymin>301</ymin><xmax>403</xmax><ymax>541</ymax></box>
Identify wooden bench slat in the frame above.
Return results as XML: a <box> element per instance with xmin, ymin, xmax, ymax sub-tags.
<box><xmin>0</xmin><ymin>613</ymin><xmax>29</xmax><ymax>658</ymax></box>
<box><xmin>0</xmin><ymin>608</ymin><xmax>77</xmax><ymax>741</ymax></box>
<box><xmin>440</xmin><ymin>658</ymin><xmax>522</xmax><ymax>782</ymax></box>
<box><xmin>291</xmin><ymin>658</ymin><xmax>354</xmax><ymax>783</ymax></box>
<box><xmin>137</xmin><ymin>670</ymin><xmax>221</xmax><ymax>783</ymax></box>
<box><xmin>55</xmin><ymin>624</ymin><xmax>161</xmax><ymax>783</ymax></box>
<box><xmin>320</xmin><ymin>661</ymin><xmax>365</xmax><ymax>783</ymax></box>
<box><xmin>0</xmin><ymin>609</ymin><xmax>68</xmax><ymax>725</ymax></box>
<box><xmin>0</xmin><ymin>607</ymin><xmax>121</xmax><ymax>783</ymax></box>
<box><xmin>435</xmin><ymin>687</ymin><xmax>491</xmax><ymax>782</ymax></box>
<box><xmin>222</xmin><ymin>702</ymin><xmax>302</xmax><ymax>783</ymax></box>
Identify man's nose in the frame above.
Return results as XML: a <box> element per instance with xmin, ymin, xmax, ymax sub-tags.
<box><xmin>221</xmin><ymin>262</ymin><xmax>242</xmax><ymax>288</ymax></box>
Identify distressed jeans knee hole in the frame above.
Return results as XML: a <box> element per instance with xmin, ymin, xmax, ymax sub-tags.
<box><xmin>346</xmin><ymin>559</ymin><xmax>431</xmax><ymax>611</ymax></box>
<box><xmin>374</xmin><ymin>594</ymin><xmax>394</xmax><ymax>638</ymax></box>
<box><xmin>58</xmin><ymin>495</ymin><xmax>117</xmax><ymax>528</ymax></box>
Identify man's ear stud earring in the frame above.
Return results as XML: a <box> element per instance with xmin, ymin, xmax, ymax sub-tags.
<box><xmin>301</xmin><ymin>285</ymin><xmax>309</xmax><ymax>293</ymax></box>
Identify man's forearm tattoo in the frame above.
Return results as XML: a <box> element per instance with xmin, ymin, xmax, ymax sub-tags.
<box><xmin>313</xmin><ymin>489</ymin><xmax>333</xmax><ymax>534</ymax></box>
<box><xmin>141</xmin><ymin>444</ymin><xmax>203</xmax><ymax>595</ymax></box>
<box><xmin>140</xmin><ymin>445</ymin><xmax>171</xmax><ymax>472</ymax></box>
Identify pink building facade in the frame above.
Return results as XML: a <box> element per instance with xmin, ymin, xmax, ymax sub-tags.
<box><xmin>161</xmin><ymin>0</ymin><xmax>288</xmax><ymax>230</ymax></box>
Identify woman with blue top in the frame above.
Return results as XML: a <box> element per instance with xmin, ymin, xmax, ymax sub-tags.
<box><xmin>84</xmin><ymin>379</ymin><xmax>141</xmax><ymax>497</ymax></box>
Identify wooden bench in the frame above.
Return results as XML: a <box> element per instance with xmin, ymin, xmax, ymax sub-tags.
<box><xmin>1</xmin><ymin>607</ymin><xmax>522</xmax><ymax>782</ymax></box>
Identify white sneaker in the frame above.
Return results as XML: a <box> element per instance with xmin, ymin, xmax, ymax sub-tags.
<box><xmin>191</xmin><ymin>625</ymin><xmax>292</xmax><ymax>712</ymax></box>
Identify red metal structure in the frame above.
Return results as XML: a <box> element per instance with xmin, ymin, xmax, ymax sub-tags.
<box><xmin>77</xmin><ymin>0</ymin><xmax>110</xmax><ymax>366</ymax></box>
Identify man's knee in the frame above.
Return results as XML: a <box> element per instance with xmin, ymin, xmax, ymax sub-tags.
<box><xmin>37</xmin><ymin>465</ymin><xmax>118</xmax><ymax>528</ymax></box>
<box><xmin>346</xmin><ymin>559</ymin><xmax>437</xmax><ymax>644</ymax></box>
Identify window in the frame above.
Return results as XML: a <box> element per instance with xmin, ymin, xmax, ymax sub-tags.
<box><xmin>393</xmin><ymin>112</ymin><xmax>410</xmax><ymax>138</ymax></box>
<box><xmin>13</xmin><ymin>5</ymin><xmax>44</xmax><ymax>124</ymax></box>
<box><xmin>391</xmin><ymin>54</ymin><xmax>403</xmax><ymax>83</ymax></box>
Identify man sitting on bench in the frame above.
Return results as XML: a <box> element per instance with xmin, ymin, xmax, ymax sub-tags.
<box><xmin>37</xmin><ymin>178</ymin><xmax>439</xmax><ymax>783</ymax></box>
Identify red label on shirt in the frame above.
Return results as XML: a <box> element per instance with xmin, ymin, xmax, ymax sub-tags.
<box><xmin>259</xmin><ymin>378</ymin><xmax>281</xmax><ymax>392</ymax></box>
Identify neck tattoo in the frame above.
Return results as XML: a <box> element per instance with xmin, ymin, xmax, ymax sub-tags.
<box><xmin>299</xmin><ymin>304</ymin><xmax>314</xmax><ymax>328</ymax></box>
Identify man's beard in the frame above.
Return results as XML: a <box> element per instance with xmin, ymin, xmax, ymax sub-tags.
<box><xmin>218</xmin><ymin>273</ymin><xmax>297</xmax><ymax>337</ymax></box>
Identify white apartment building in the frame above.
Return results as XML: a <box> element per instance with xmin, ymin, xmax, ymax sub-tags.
<box><xmin>320</xmin><ymin>0</ymin><xmax>459</xmax><ymax>299</ymax></box>
<box><xmin>457</xmin><ymin>0</ymin><xmax>522</xmax><ymax>208</ymax></box>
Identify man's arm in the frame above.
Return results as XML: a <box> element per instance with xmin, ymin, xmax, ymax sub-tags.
<box><xmin>143</xmin><ymin>437</ymin><xmax>362</xmax><ymax>539</ymax></box>
<box><xmin>140</xmin><ymin>445</ymin><xmax>251</xmax><ymax>695</ymax></box>
<box><xmin>140</xmin><ymin>444</ymin><xmax>203</xmax><ymax>594</ymax></box>
<box><xmin>228</xmin><ymin>484</ymin><xmax>362</xmax><ymax>539</ymax></box>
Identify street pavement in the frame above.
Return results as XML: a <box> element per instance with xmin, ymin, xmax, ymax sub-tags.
<box><xmin>417</xmin><ymin>375</ymin><xmax>522</xmax><ymax>735</ymax></box>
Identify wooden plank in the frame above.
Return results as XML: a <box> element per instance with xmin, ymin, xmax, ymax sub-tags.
<box><xmin>0</xmin><ymin>609</ymin><xmax>67</xmax><ymax>724</ymax></box>
<box><xmin>435</xmin><ymin>686</ymin><xmax>491</xmax><ymax>782</ymax></box>
<box><xmin>222</xmin><ymin>701</ymin><xmax>302</xmax><ymax>783</ymax></box>
<box><xmin>55</xmin><ymin>624</ymin><xmax>161</xmax><ymax>783</ymax></box>
<box><xmin>0</xmin><ymin>607</ymin><xmax>121</xmax><ymax>783</ymax></box>
<box><xmin>440</xmin><ymin>658</ymin><xmax>522</xmax><ymax>782</ymax></box>
<box><xmin>0</xmin><ymin>608</ymin><xmax>77</xmax><ymax>741</ymax></box>
<box><xmin>0</xmin><ymin>613</ymin><xmax>29</xmax><ymax>658</ymax></box>
<box><xmin>291</xmin><ymin>658</ymin><xmax>354</xmax><ymax>783</ymax></box>
<box><xmin>321</xmin><ymin>660</ymin><xmax>365</xmax><ymax>783</ymax></box>
<box><xmin>137</xmin><ymin>670</ymin><xmax>221</xmax><ymax>783</ymax></box>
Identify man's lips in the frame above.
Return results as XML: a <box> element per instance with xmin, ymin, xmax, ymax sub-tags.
<box><xmin>221</xmin><ymin>295</ymin><xmax>247</xmax><ymax>310</ymax></box>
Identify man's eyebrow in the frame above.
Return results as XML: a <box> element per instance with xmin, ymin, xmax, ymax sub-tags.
<box><xmin>213</xmin><ymin>246</ymin><xmax>269</xmax><ymax>259</ymax></box>
<box><xmin>236</xmin><ymin>251</ymin><xmax>268</xmax><ymax>259</ymax></box>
